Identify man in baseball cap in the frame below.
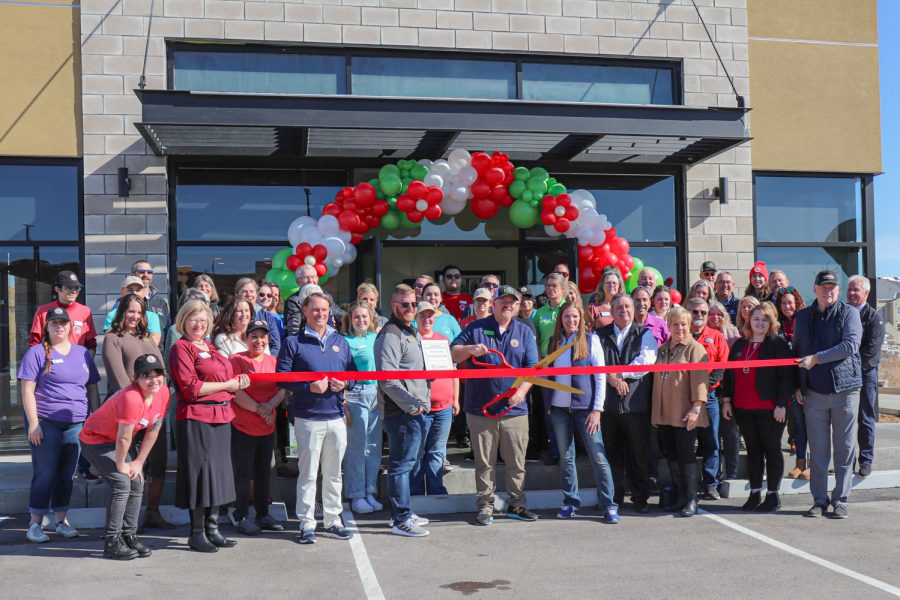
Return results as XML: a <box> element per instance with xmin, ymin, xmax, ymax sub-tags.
<box><xmin>101</xmin><ymin>275</ymin><xmax>163</xmax><ymax>346</ymax></box>
<box><xmin>29</xmin><ymin>270</ymin><xmax>97</xmax><ymax>351</ymax></box>
<box><xmin>700</xmin><ymin>261</ymin><xmax>717</xmax><ymax>283</ymax></box>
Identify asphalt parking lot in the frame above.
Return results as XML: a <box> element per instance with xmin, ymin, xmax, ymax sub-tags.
<box><xmin>2</xmin><ymin>490</ymin><xmax>899</xmax><ymax>600</ymax></box>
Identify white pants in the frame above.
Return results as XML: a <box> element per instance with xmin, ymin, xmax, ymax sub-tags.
<box><xmin>294</xmin><ymin>417</ymin><xmax>347</xmax><ymax>529</ymax></box>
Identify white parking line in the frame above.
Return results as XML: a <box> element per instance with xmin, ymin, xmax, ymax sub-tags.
<box><xmin>699</xmin><ymin>509</ymin><xmax>900</xmax><ymax>598</ymax></box>
<box><xmin>342</xmin><ymin>509</ymin><xmax>386</xmax><ymax>600</ymax></box>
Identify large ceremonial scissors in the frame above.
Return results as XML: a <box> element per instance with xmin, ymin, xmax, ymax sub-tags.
<box><xmin>471</xmin><ymin>340</ymin><xmax>584</xmax><ymax>418</ymax></box>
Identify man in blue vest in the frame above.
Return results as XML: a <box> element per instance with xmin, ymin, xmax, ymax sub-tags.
<box><xmin>597</xmin><ymin>294</ymin><xmax>659</xmax><ymax>513</ymax></box>
<box><xmin>795</xmin><ymin>270</ymin><xmax>863</xmax><ymax>519</ymax></box>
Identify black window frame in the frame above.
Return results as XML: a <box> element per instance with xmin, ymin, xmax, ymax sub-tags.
<box><xmin>165</xmin><ymin>40</ymin><xmax>683</xmax><ymax>105</ymax></box>
<box><xmin>752</xmin><ymin>171</ymin><xmax>876</xmax><ymax>292</ymax></box>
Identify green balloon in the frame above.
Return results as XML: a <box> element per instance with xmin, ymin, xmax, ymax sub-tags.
<box><xmin>529</xmin><ymin>198</ymin><xmax>540</xmax><ymax>207</ymax></box>
<box><xmin>508</xmin><ymin>180</ymin><xmax>526</xmax><ymax>199</ymax></box>
<box><xmin>400</xmin><ymin>169</ymin><xmax>410</xmax><ymax>178</ymax></box>
<box><xmin>508</xmin><ymin>200</ymin><xmax>539</xmax><ymax>229</ymax></box>
<box><xmin>399</xmin><ymin>213</ymin><xmax>418</xmax><ymax>230</ymax></box>
<box><xmin>398</xmin><ymin>159</ymin><xmax>414</xmax><ymax>170</ymax></box>
<box><xmin>381</xmin><ymin>174</ymin><xmax>402</xmax><ymax>197</ymax></box>
<box><xmin>514</xmin><ymin>166</ymin><xmax>530</xmax><ymax>181</ymax></box>
<box><xmin>387</xmin><ymin>196</ymin><xmax>398</xmax><ymax>209</ymax></box>
<box><xmin>272</xmin><ymin>247</ymin><xmax>293</xmax><ymax>271</ymax></box>
<box><xmin>530</xmin><ymin>167</ymin><xmax>549</xmax><ymax>180</ymax></box>
<box><xmin>526</xmin><ymin>176</ymin><xmax>548</xmax><ymax>195</ymax></box>
<box><xmin>548</xmin><ymin>183</ymin><xmax>567</xmax><ymax>196</ymax></box>
<box><xmin>547</xmin><ymin>177</ymin><xmax>558</xmax><ymax>186</ymax></box>
<box><xmin>630</xmin><ymin>257</ymin><xmax>644</xmax><ymax>277</ymax></box>
<box><xmin>410</xmin><ymin>165</ymin><xmax>429</xmax><ymax>180</ymax></box>
<box><xmin>265</xmin><ymin>268</ymin><xmax>280</xmax><ymax>282</ymax></box>
<box><xmin>401</xmin><ymin>180</ymin><xmax>410</xmax><ymax>193</ymax></box>
<box><xmin>380</xmin><ymin>212</ymin><xmax>400</xmax><ymax>230</ymax></box>
<box><xmin>280</xmin><ymin>284</ymin><xmax>299</xmax><ymax>300</ymax></box>
<box><xmin>273</xmin><ymin>269</ymin><xmax>293</xmax><ymax>288</ymax></box>
<box><xmin>379</xmin><ymin>164</ymin><xmax>400</xmax><ymax>179</ymax></box>
<box><xmin>318</xmin><ymin>273</ymin><xmax>329</xmax><ymax>285</ymax></box>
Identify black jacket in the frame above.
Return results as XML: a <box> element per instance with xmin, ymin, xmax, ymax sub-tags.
<box><xmin>597</xmin><ymin>322</ymin><xmax>654</xmax><ymax>414</ymax></box>
<box><xmin>858</xmin><ymin>303</ymin><xmax>885</xmax><ymax>371</ymax></box>
<box><xmin>721</xmin><ymin>336</ymin><xmax>796</xmax><ymax>409</ymax></box>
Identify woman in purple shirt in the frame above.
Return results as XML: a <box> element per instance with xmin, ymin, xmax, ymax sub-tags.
<box><xmin>18</xmin><ymin>306</ymin><xmax>100</xmax><ymax>543</ymax></box>
<box><xmin>631</xmin><ymin>286</ymin><xmax>669</xmax><ymax>345</ymax></box>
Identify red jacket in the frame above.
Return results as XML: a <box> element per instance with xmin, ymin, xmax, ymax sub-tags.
<box><xmin>30</xmin><ymin>300</ymin><xmax>97</xmax><ymax>350</ymax></box>
<box><xmin>693</xmin><ymin>325</ymin><xmax>727</xmax><ymax>390</ymax></box>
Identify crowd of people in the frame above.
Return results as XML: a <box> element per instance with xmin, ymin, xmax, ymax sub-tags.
<box><xmin>18</xmin><ymin>255</ymin><xmax>885</xmax><ymax>557</ymax></box>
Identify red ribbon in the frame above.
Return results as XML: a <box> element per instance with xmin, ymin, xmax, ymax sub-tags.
<box><xmin>247</xmin><ymin>358</ymin><xmax>799</xmax><ymax>383</ymax></box>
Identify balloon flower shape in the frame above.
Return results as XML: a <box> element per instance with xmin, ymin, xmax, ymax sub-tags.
<box><xmin>468</xmin><ymin>151</ymin><xmax>514</xmax><ymax>219</ymax></box>
<box><xmin>396</xmin><ymin>181</ymin><xmax>444</xmax><ymax>223</ymax></box>
<box><xmin>323</xmin><ymin>182</ymin><xmax>389</xmax><ymax>244</ymax></box>
<box><xmin>541</xmin><ymin>194</ymin><xmax>580</xmax><ymax>233</ymax></box>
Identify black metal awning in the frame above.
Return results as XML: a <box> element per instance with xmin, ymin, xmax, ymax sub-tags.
<box><xmin>134</xmin><ymin>90</ymin><xmax>749</xmax><ymax>165</ymax></box>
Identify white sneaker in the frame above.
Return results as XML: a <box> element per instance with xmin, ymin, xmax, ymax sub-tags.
<box><xmin>351</xmin><ymin>498</ymin><xmax>374</xmax><ymax>514</ymax></box>
<box><xmin>26</xmin><ymin>522</ymin><xmax>49</xmax><ymax>543</ymax></box>
<box><xmin>411</xmin><ymin>514</ymin><xmax>429</xmax><ymax>526</ymax></box>
<box><xmin>55</xmin><ymin>521</ymin><xmax>79</xmax><ymax>538</ymax></box>
<box><xmin>365</xmin><ymin>494</ymin><xmax>384</xmax><ymax>512</ymax></box>
<box><xmin>391</xmin><ymin>517</ymin><xmax>429</xmax><ymax>538</ymax></box>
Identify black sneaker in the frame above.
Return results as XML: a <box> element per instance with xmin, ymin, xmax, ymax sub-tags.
<box><xmin>297</xmin><ymin>528</ymin><xmax>316</xmax><ymax>544</ymax></box>
<box><xmin>456</xmin><ymin>436</ymin><xmax>471</xmax><ymax>449</ymax></box>
<box><xmin>858</xmin><ymin>463</ymin><xmax>872</xmax><ymax>477</ymax></box>
<box><xmin>256</xmin><ymin>514</ymin><xmax>285</xmax><ymax>531</ymax></box>
<box><xmin>323</xmin><ymin>524</ymin><xmax>353</xmax><ymax>540</ymax></box>
<box><xmin>506</xmin><ymin>506</ymin><xmax>538</xmax><ymax>522</ymax></box>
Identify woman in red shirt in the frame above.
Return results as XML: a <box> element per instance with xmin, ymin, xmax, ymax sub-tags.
<box><xmin>721</xmin><ymin>302</ymin><xmax>795</xmax><ymax>513</ymax></box>
<box><xmin>169</xmin><ymin>300</ymin><xmax>249</xmax><ymax>553</ymax></box>
<box><xmin>79</xmin><ymin>354</ymin><xmax>169</xmax><ymax>560</ymax></box>
<box><xmin>228</xmin><ymin>320</ymin><xmax>286</xmax><ymax>535</ymax></box>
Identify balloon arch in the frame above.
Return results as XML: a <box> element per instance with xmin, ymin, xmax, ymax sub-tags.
<box><xmin>265</xmin><ymin>149</ymin><xmax>676</xmax><ymax>302</ymax></box>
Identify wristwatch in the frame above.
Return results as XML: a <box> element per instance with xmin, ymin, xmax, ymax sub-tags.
<box><xmin>690</xmin><ymin>405</ymin><xmax>702</xmax><ymax>415</ymax></box>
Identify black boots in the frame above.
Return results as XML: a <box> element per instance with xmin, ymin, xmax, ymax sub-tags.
<box><xmin>661</xmin><ymin>461</ymin><xmax>682</xmax><ymax>512</ymax></box>
<box><xmin>755</xmin><ymin>491</ymin><xmax>781</xmax><ymax>513</ymax></box>
<box><xmin>742</xmin><ymin>491</ymin><xmax>762</xmax><ymax>511</ymax></box>
<box><xmin>188</xmin><ymin>508</ymin><xmax>217</xmax><ymax>553</ymax></box>
<box><xmin>679</xmin><ymin>463</ymin><xmax>699</xmax><ymax>517</ymax></box>
<box><xmin>205</xmin><ymin>507</ymin><xmax>237</xmax><ymax>548</ymax></box>
<box><xmin>104</xmin><ymin>534</ymin><xmax>139</xmax><ymax>560</ymax></box>
<box><xmin>122</xmin><ymin>533</ymin><xmax>152</xmax><ymax>557</ymax></box>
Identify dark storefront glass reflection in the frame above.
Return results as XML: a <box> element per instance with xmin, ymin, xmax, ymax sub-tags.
<box><xmin>757</xmin><ymin>247</ymin><xmax>862</xmax><ymax>306</ymax></box>
<box><xmin>755</xmin><ymin>176</ymin><xmax>862</xmax><ymax>243</ymax></box>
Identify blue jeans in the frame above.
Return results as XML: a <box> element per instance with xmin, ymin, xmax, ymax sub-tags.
<box><xmin>410</xmin><ymin>407</ymin><xmax>452</xmax><ymax>496</ymax></box>
<box><xmin>29</xmin><ymin>419</ymin><xmax>83</xmax><ymax>516</ymax></box>
<box><xmin>343</xmin><ymin>385</ymin><xmax>382</xmax><ymax>499</ymax></box>
<box><xmin>857</xmin><ymin>368</ymin><xmax>879</xmax><ymax>465</ymax></box>
<box><xmin>383</xmin><ymin>412</ymin><xmax>426</xmax><ymax>525</ymax></box>
<box><xmin>696</xmin><ymin>392</ymin><xmax>720</xmax><ymax>488</ymax></box>
<box><xmin>549</xmin><ymin>406</ymin><xmax>617</xmax><ymax>512</ymax></box>
<box><xmin>790</xmin><ymin>396</ymin><xmax>808</xmax><ymax>460</ymax></box>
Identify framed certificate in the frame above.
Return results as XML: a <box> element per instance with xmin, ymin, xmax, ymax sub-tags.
<box><xmin>421</xmin><ymin>338</ymin><xmax>454</xmax><ymax>372</ymax></box>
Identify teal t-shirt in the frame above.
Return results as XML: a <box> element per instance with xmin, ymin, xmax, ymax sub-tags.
<box><xmin>412</xmin><ymin>311</ymin><xmax>461</xmax><ymax>342</ymax></box>
<box><xmin>343</xmin><ymin>331</ymin><xmax>377</xmax><ymax>385</ymax></box>
<box><xmin>103</xmin><ymin>307</ymin><xmax>161</xmax><ymax>334</ymax></box>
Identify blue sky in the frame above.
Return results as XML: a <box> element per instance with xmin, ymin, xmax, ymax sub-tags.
<box><xmin>876</xmin><ymin>0</ymin><xmax>899</xmax><ymax>276</ymax></box>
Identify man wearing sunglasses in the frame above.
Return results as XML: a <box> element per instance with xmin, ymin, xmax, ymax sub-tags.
<box><xmin>132</xmin><ymin>260</ymin><xmax>170</xmax><ymax>336</ymax></box>
<box><xmin>686</xmin><ymin>297</ymin><xmax>728</xmax><ymax>500</ymax></box>
<box><xmin>440</xmin><ymin>265</ymin><xmax>472</xmax><ymax>321</ymax></box>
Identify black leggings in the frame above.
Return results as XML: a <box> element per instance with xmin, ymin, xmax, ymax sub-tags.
<box><xmin>735</xmin><ymin>408</ymin><xmax>786</xmax><ymax>492</ymax></box>
<box><xmin>231</xmin><ymin>427</ymin><xmax>275</xmax><ymax>520</ymax></box>
<box><xmin>657</xmin><ymin>425</ymin><xmax>699</xmax><ymax>466</ymax></box>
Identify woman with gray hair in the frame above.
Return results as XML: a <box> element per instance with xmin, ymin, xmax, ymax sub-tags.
<box><xmin>688</xmin><ymin>280</ymin><xmax>714</xmax><ymax>304</ymax></box>
<box><xmin>192</xmin><ymin>274</ymin><xmax>220</xmax><ymax>319</ymax></box>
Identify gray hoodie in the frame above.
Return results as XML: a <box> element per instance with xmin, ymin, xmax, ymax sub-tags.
<box><xmin>375</xmin><ymin>315</ymin><xmax>431</xmax><ymax>419</ymax></box>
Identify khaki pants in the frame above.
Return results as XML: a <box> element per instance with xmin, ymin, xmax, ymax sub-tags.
<box><xmin>466</xmin><ymin>413</ymin><xmax>529</xmax><ymax>511</ymax></box>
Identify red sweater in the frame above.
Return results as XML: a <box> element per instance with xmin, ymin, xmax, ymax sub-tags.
<box><xmin>169</xmin><ymin>339</ymin><xmax>236</xmax><ymax>424</ymax></box>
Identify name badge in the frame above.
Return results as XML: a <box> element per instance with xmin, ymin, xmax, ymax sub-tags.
<box><xmin>198</xmin><ymin>352</ymin><xmax>211</xmax><ymax>359</ymax></box>
<box><xmin>73</xmin><ymin>320</ymin><xmax>84</xmax><ymax>327</ymax></box>
<box><xmin>704</xmin><ymin>337</ymin><xmax>714</xmax><ymax>344</ymax></box>
<box><xmin>51</xmin><ymin>358</ymin><xmax>64</xmax><ymax>364</ymax></box>
<box><xmin>332</xmin><ymin>345</ymin><xmax>340</xmax><ymax>353</ymax></box>
<box><xmin>510</xmin><ymin>339</ymin><xmax>520</xmax><ymax>348</ymax></box>
<box><xmin>601</xmin><ymin>311</ymin><xmax>611</xmax><ymax>318</ymax></box>
<box><xmin>139</xmin><ymin>418</ymin><xmax>149</xmax><ymax>426</ymax></box>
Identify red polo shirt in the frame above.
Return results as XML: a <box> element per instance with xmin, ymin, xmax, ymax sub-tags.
<box><xmin>30</xmin><ymin>300</ymin><xmax>97</xmax><ymax>350</ymax></box>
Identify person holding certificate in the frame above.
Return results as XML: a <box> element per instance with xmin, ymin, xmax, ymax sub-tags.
<box><xmin>410</xmin><ymin>301</ymin><xmax>459</xmax><ymax>496</ymax></box>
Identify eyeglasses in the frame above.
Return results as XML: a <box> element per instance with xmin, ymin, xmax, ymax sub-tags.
<box><xmin>258</xmin><ymin>292</ymin><xmax>272</xmax><ymax>298</ymax></box>
<box><xmin>134</xmin><ymin>269</ymin><xmax>153</xmax><ymax>275</ymax></box>
<box><xmin>776</xmin><ymin>286</ymin><xmax>797</xmax><ymax>293</ymax></box>
<box><xmin>691</xmin><ymin>309</ymin><xmax>708</xmax><ymax>316</ymax></box>
<box><xmin>445</xmin><ymin>273</ymin><xmax>461</xmax><ymax>279</ymax></box>
<box><xmin>482</xmin><ymin>282</ymin><xmax>499</xmax><ymax>288</ymax></box>
<box><xmin>395</xmin><ymin>302</ymin><xmax>416</xmax><ymax>309</ymax></box>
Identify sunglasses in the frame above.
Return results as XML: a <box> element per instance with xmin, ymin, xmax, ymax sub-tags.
<box><xmin>482</xmin><ymin>282</ymin><xmax>499</xmax><ymax>288</ymax></box>
<box><xmin>777</xmin><ymin>286</ymin><xmax>797</xmax><ymax>293</ymax></box>
<box><xmin>445</xmin><ymin>273</ymin><xmax>461</xmax><ymax>279</ymax></box>
<box><xmin>61</xmin><ymin>286</ymin><xmax>80</xmax><ymax>293</ymax></box>
<box><xmin>134</xmin><ymin>269</ymin><xmax>153</xmax><ymax>275</ymax></box>
<box><xmin>258</xmin><ymin>292</ymin><xmax>272</xmax><ymax>298</ymax></box>
<box><xmin>691</xmin><ymin>309</ymin><xmax>708</xmax><ymax>316</ymax></box>
<box><xmin>395</xmin><ymin>302</ymin><xmax>416</xmax><ymax>309</ymax></box>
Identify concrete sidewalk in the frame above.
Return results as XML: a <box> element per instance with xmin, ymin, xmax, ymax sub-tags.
<box><xmin>880</xmin><ymin>392</ymin><xmax>900</xmax><ymax>416</ymax></box>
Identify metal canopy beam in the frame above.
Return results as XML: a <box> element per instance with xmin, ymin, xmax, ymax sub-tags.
<box><xmin>134</xmin><ymin>89</ymin><xmax>750</xmax><ymax>164</ymax></box>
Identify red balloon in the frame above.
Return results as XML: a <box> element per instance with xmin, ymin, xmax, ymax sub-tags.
<box><xmin>485</xmin><ymin>167</ymin><xmax>505</xmax><ymax>186</ymax></box>
<box><xmin>498</xmin><ymin>194</ymin><xmax>514</xmax><ymax>208</ymax></box>
<box><xmin>490</xmin><ymin>185</ymin><xmax>508</xmax><ymax>202</ymax></box>
<box><xmin>314</xmin><ymin>262</ymin><xmax>327</xmax><ymax>277</ymax></box>
<box><xmin>604</xmin><ymin>227</ymin><xmax>617</xmax><ymax>244</ymax></box>
<box><xmin>471</xmin><ymin>180</ymin><xmax>491</xmax><ymax>200</ymax></box>
<box><xmin>578</xmin><ymin>244</ymin><xmax>594</xmax><ymax>262</ymax></box>
<box><xmin>619</xmin><ymin>254</ymin><xmax>634</xmax><ymax>272</ymax></box>
<box><xmin>285</xmin><ymin>255</ymin><xmax>302</xmax><ymax>271</ymax></box>
<box><xmin>397</xmin><ymin>195</ymin><xmax>415</xmax><ymax>213</ymax></box>
<box><xmin>610</xmin><ymin>236</ymin><xmax>630</xmax><ymax>256</ymax></box>
<box><xmin>554</xmin><ymin>219</ymin><xmax>570</xmax><ymax>233</ymax></box>
<box><xmin>353</xmin><ymin>219</ymin><xmax>368</xmax><ymax>234</ymax></box>
<box><xmin>338</xmin><ymin>210</ymin><xmax>361</xmax><ymax>232</ymax></box>
<box><xmin>599</xmin><ymin>243</ymin><xmax>611</xmax><ymax>255</ymax></box>
<box><xmin>355</xmin><ymin>183</ymin><xmax>376</xmax><ymax>206</ymax></box>
<box><xmin>408</xmin><ymin>180</ymin><xmax>427</xmax><ymax>198</ymax></box>
<box><xmin>323</xmin><ymin>202</ymin><xmax>341</xmax><ymax>217</ymax></box>
<box><xmin>371</xmin><ymin>200</ymin><xmax>389</xmax><ymax>217</ymax></box>
<box><xmin>295</xmin><ymin>242</ymin><xmax>312</xmax><ymax>257</ymax></box>
<box><xmin>669</xmin><ymin>288</ymin><xmax>683</xmax><ymax>305</ymax></box>
<box><xmin>541</xmin><ymin>211</ymin><xmax>556</xmax><ymax>226</ymax></box>
<box><xmin>425</xmin><ymin>205</ymin><xmax>442</xmax><ymax>220</ymax></box>
<box><xmin>599</xmin><ymin>251</ymin><xmax>618</xmax><ymax>267</ymax></box>
<box><xmin>312</xmin><ymin>244</ymin><xmax>328</xmax><ymax>262</ymax></box>
<box><xmin>343</xmin><ymin>200</ymin><xmax>356</xmax><ymax>211</ymax></box>
<box><xmin>564</xmin><ymin>206</ymin><xmax>579</xmax><ymax>221</ymax></box>
<box><xmin>350</xmin><ymin>233</ymin><xmax>362</xmax><ymax>245</ymax></box>
<box><xmin>366</xmin><ymin>214</ymin><xmax>381</xmax><ymax>228</ymax></box>
<box><xmin>408</xmin><ymin>211</ymin><xmax>424</xmax><ymax>223</ymax></box>
<box><xmin>542</xmin><ymin>195</ymin><xmax>557</xmax><ymax>210</ymax></box>
<box><xmin>425</xmin><ymin>187</ymin><xmax>444</xmax><ymax>205</ymax></box>
<box><xmin>556</xmin><ymin>193</ymin><xmax>572</xmax><ymax>206</ymax></box>
<box><xmin>471</xmin><ymin>152</ymin><xmax>492</xmax><ymax>173</ymax></box>
<box><xmin>579</xmin><ymin>267</ymin><xmax>599</xmax><ymax>294</ymax></box>
<box><xmin>471</xmin><ymin>198</ymin><xmax>498</xmax><ymax>220</ymax></box>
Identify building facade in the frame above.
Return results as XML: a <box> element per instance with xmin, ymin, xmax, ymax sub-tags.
<box><xmin>0</xmin><ymin>0</ymin><xmax>882</xmax><ymax>448</ymax></box>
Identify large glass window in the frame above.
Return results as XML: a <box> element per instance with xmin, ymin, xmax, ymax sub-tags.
<box><xmin>172</xmin><ymin>51</ymin><xmax>345</xmax><ymax>95</ymax></box>
<box><xmin>352</xmin><ymin>57</ymin><xmax>515</xmax><ymax>100</ymax></box>
<box><xmin>0</xmin><ymin>164</ymin><xmax>79</xmax><ymax>241</ymax></box>
<box><xmin>522</xmin><ymin>63</ymin><xmax>674</xmax><ymax>105</ymax></box>
<box><xmin>757</xmin><ymin>247</ymin><xmax>862</xmax><ymax>306</ymax></box>
<box><xmin>755</xmin><ymin>175</ymin><xmax>862</xmax><ymax>243</ymax></box>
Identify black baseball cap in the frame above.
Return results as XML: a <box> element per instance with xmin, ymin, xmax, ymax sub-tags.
<box><xmin>701</xmin><ymin>261</ymin><xmax>717</xmax><ymax>272</ymax></box>
<box><xmin>518</xmin><ymin>286</ymin><xmax>534</xmax><ymax>299</ymax></box>
<box><xmin>246</xmin><ymin>320</ymin><xmax>270</xmax><ymax>335</ymax></box>
<box><xmin>54</xmin><ymin>270</ymin><xmax>82</xmax><ymax>289</ymax></box>
<box><xmin>815</xmin><ymin>270</ymin><xmax>838</xmax><ymax>286</ymax></box>
<box><xmin>498</xmin><ymin>285</ymin><xmax>521</xmax><ymax>300</ymax></box>
<box><xmin>133</xmin><ymin>354</ymin><xmax>164</xmax><ymax>377</ymax></box>
<box><xmin>46</xmin><ymin>306</ymin><xmax>70</xmax><ymax>322</ymax></box>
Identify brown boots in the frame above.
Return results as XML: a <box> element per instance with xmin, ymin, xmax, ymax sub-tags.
<box><xmin>788</xmin><ymin>459</ymin><xmax>810</xmax><ymax>480</ymax></box>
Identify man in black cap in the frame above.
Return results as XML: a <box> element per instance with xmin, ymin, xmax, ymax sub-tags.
<box><xmin>700</xmin><ymin>261</ymin><xmax>717</xmax><ymax>283</ymax></box>
<box><xmin>29</xmin><ymin>270</ymin><xmax>97</xmax><ymax>352</ymax></box>
<box><xmin>794</xmin><ymin>270</ymin><xmax>863</xmax><ymax>519</ymax></box>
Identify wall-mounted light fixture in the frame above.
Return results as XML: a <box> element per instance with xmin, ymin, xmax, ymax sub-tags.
<box><xmin>118</xmin><ymin>167</ymin><xmax>131</xmax><ymax>198</ymax></box>
<box><xmin>714</xmin><ymin>176</ymin><xmax>728</xmax><ymax>205</ymax></box>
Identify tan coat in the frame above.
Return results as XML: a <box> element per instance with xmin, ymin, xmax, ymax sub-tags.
<box><xmin>651</xmin><ymin>337</ymin><xmax>709</xmax><ymax>428</ymax></box>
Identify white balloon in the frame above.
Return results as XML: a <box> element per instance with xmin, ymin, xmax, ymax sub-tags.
<box><xmin>424</xmin><ymin>173</ymin><xmax>444</xmax><ymax>188</ymax></box>
<box><xmin>332</xmin><ymin>258</ymin><xmax>343</xmax><ymax>269</ymax></box>
<box><xmin>287</xmin><ymin>216</ymin><xmax>317</xmax><ymax>248</ymax></box>
<box><xmin>458</xmin><ymin>166</ymin><xmax>478</xmax><ymax>186</ymax></box>
<box><xmin>448</xmin><ymin>148</ymin><xmax>471</xmax><ymax>166</ymax></box>
<box><xmin>544</xmin><ymin>225</ymin><xmax>561</xmax><ymax>238</ymax></box>
<box><xmin>299</xmin><ymin>227</ymin><xmax>322</xmax><ymax>245</ymax></box>
<box><xmin>442</xmin><ymin>198</ymin><xmax>467</xmax><ymax>216</ymax></box>
<box><xmin>344</xmin><ymin>245</ymin><xmax>357</xmax><ymax>263</ymax></box>
<box><xmin>336</xmin><ymin>229</ymin><xmax>352</xmax><ymax>244</ymax></box>
<box><xmin>415</xmin><ymin>199</ymin><xmax>429</xmax><ymax>212</ymax></box>
<box><xmin>450</xmin><ymin>186</ymin><xmax>469</xmax><ymax>202</ymax></box>
<box><xmin>323</xmin><ymin>236</ymin><xmax>346</xmax><ymax>261</ymax></box>
<box><xmin>416</xmin><ymin>159</ymin><xmax>434</xmax><ymax>169</ymax></box>
<box><xmin>304</xmin><ymin>255</ymin><xmax>317</xmax><ymax>266</ymax></box>
<box><xmin>326</xmin><ymin>263</ymin><xmax>339</xmax><ymax>277</ymax></box>
<box><xmin>317</xmin><ymin>214</ymin><xmax>340</xmax><ymax>237</ymax></box>
<box><xmin>431</xmin><ymin>160</ymin><xmax>451</xmax><ymax>177</ymax></box>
